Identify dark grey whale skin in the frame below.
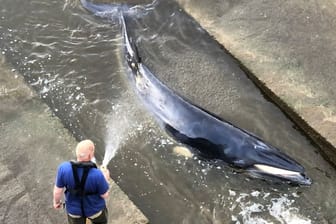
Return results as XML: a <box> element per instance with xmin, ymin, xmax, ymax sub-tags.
<box><xmin>81</xmin><ymin>0</ymin><xmax>312</xmax><ymax>185</ymax></box>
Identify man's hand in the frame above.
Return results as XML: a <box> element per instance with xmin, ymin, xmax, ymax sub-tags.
<box><xmin>53</xmin><ymin>186</ymin><xmax>64</xmax><ymax>210</ymax></box>
<box><xmin>53</xmin><ymin>200</ymin><xmax>62</xmax><ymax>209</ymax></box>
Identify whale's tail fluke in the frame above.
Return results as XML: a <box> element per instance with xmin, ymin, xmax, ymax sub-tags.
<box><xmin>80</xmin><ymin>0</ymin><xmax>123</xmax><ymax>19</ymax></box>
<box><xmin>80</xmin><ymin>0</ymin><xmax>156</xmax><ymax>20</ymax></box>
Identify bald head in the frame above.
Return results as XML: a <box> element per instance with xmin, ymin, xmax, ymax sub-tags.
<box><xmin>76</xmin><ymin>139</ymin><xmax>95</xmax><ymax>162</ymax></box>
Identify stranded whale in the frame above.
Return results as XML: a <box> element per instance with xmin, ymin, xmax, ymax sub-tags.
<box><xmin>81</xmin><ymin>0</ymin><xmax>312</xmax><ymax>185</ymax></box>
<box><xmin>119</xmin><ymin>15</ymin><xmax>311</xmax><ymax>185</ymax></box>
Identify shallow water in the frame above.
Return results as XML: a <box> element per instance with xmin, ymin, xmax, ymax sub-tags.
<box><xmin>1</xmin><ymin>0</ymin><xmax>336</xmax><ymax>223</ymax></box>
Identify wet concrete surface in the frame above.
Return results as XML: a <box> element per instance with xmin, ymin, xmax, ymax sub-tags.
<box><xmin>175</xmin><ymin>0</ymin><xmax>336</xmax><ymax>168</ymax></box>
<box><xmin>0</xmin><ymin>57</ymin><xmax>148</xmax><ymax>224</ymax></box>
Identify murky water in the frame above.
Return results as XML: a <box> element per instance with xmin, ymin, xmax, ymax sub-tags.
<box><xmin>1</xmin><ymin>0</ymin><xmax>336</xmax><ymax>223</ymax></box>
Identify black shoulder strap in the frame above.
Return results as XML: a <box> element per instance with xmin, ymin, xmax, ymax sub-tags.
<box><xmin>70</xmin><ymin>161</ymin><xmax>97</xmax><ymax>193</ymax></box>
<box><xmin>70</xmin><ymin>162</ymin><xmax>81</xmax><ymax>191</ymax></box>
<box><xmin>69</xmin><ymin>161</ymin><xmax>97</xmax><ymax>217</ymax></box>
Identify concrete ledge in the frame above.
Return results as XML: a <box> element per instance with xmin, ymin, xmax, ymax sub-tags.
<box><xmin>0</xmin><ymin>57</ymin><xmax>148</xmax><ymax>224</ymax></box>
<box><xmin>108</xmin><ymin>181</ymin><xmax>149</xmax><ymax>224</ymax></box>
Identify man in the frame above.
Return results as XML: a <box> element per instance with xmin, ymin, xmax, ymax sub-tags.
<box><xmin>53</xmin><ymin>139</ymin><xmax>110</xmax><ymax>224</ymax></box>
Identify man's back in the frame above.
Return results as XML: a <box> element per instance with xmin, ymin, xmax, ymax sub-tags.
<box><xmin>55</xmin><ymin>161</ymin><xmax>109</xmax><ymax>217</ymax></box>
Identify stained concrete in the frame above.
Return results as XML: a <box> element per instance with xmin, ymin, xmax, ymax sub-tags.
<box><xmin>175</xmin><ymin>0</ymin><xmax>336</xmax><ymax>168</ymax></box>
<box><xmin>0</xmin><ymin>57</ymin><xmax>148</xmax><ymax>224</ymax></box>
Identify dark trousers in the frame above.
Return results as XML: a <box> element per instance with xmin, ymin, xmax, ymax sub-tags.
<box><xmin>67</xmin><ymin>207</ymin><xmax>108</xmax><ymax>224</ymax></box>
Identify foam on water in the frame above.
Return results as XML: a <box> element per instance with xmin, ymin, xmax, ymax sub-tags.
<box><xmin>268</xmin><ymin>196</ymin><xmax>311</xmax><ymax>224</ymax></box>
<box><xmin>228</xmin><ymin>190</ymin><xmax>312</xmax><ymax>224</ymax></box>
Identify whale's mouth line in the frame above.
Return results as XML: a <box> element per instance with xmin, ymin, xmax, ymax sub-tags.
<box><xmin>253</xmin><ymin>164</ymin><xmax>301</xmax><ymax>176</ymax></box>
<box><xmin>247</xmin><ymin>164</ymin><xmax>312</xmax><ymax>185</ymax></box>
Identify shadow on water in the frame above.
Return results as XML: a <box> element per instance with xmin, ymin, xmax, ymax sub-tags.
<box><xmin>0</xmin><ymin>0</ymin><xmax>335</xmax><ymax>223</ymax></box>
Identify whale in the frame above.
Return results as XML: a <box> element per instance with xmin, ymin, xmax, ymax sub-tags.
<box><xmin>81</xmin><ymin>0</ymin><xmax>312</xmax><ymax>185</ymax></box>
<box><xmin>119</xmin><ymin>15</ymin><xmax>312</xmax><ymax>185</ymax></box>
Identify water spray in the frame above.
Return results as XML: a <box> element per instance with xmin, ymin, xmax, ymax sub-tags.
<box><xmin>102</xmin><ymin>135</ymin><xmax>119</xmax><ymax>168</ymax></box>
<box><xmin>102</xmin><ymin>102</ymin><xmax>134</xmax><ymax>168</ymax></box>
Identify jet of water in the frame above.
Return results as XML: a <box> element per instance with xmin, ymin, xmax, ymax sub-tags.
<box><xmin>102</xmin><ymin>127</ymin><xmax>120</xmax><ymax>167</ymax></box>
<box><xmin>102</xmin><ymin>102</ymin><xmax>136</xmax><ymax>167</ymax></box>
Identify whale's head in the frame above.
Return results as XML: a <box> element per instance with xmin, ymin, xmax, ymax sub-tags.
<box><xmin>238</xmin><ymin>141</ymin><xmax>312</xmax><ymax>185</ymax></box>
